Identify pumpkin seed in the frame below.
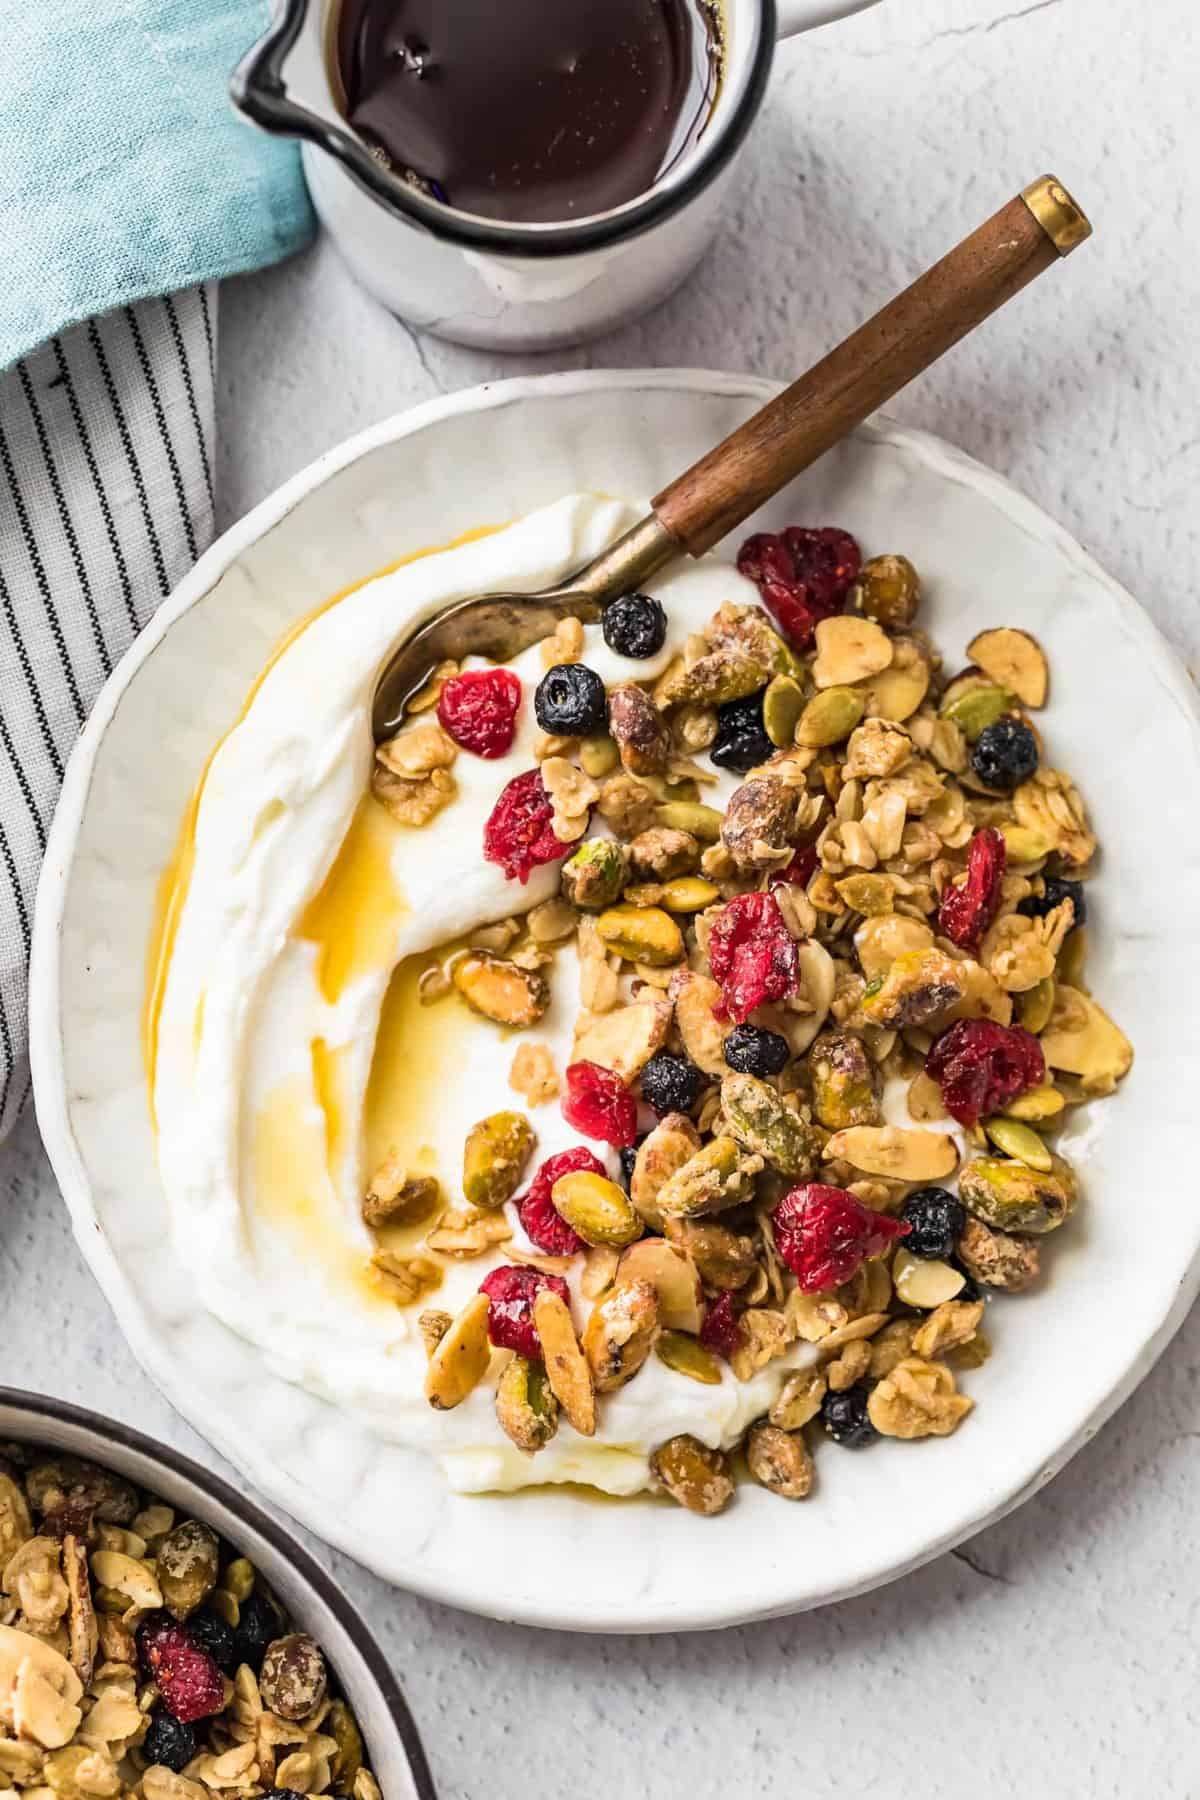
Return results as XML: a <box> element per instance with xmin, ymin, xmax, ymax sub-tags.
<box><xmin>551</xmin><ymin>1171</ymin><xmax>643</xmax><ymax>1247</ymax></box>
<box><xmin>984</xmin><ymin>1116</ymin><xmax>1052</xmax><ymax>1171</ymax></box>
<box><xmin>834</xmin><ymin>873</ymin><xmax>896</xmax><ymax>916</ymax></box>
<box><xmin>653</xmin><ymin>800</ymin><xmax>724</xmax><ymax>841</ymax></box>
<box><xmin>452</xmin><ymin>951</ymin><xmax>549</xmax><ymax>1026</ymax></box>
<box><xmin>1019</xmin><ymin>975</ymin><xmax>1056</xmax><ymax>1034</ymax></box>
<box><xmin>462</xmin><ymin>1111</ymin><xmax>536</xmax><ymax>1211</ymax></box>
<box><xmin>1057</xmin><ymin>926</ymin><xmax>1088</xmax><ymax>989</ymax></box>
<box><xmin>1001</xmin><ymin>822</ymin><xmax>1055</xmax><ymax>863</ymax></box>
<box><xmin>656</xmin><ymin>1136</ymin><xmax>762</xmax><ymax>1219</ymax></box>
<box><xmin>659</xmin><ymin>875</ymin><xmax>719</xmax><ymax>912</ymax></box>
<box><xmin>561</xmin><ymin>837</ymin><xmax>628</xmax><ymax>911</ymax></box>
<box><xmin>596</xmin><ymin>903</ymin><xmax>684</xmax><ymax>967</ymax></box>
<box><xmin>495</xmin><ymin>1356</ymin><xmax>559</xmax><ymax>1454</ymax></box>
<box><xmin>579</xmin><ymin>734</ymin><xmax>620</xmax><ymax>778</ymax></box>
<box><xmin>796</xmin><ymin>685</ymin><xmax>865</xmax><ymax>748</ymax></box>
<box><xmin>958</xmin><ymin>1152</ymin><xmax>1078</xmax><ymax>1234</ymax></box>
<box><xmin>721</xmin><ymin>1073</ymin><xmax>820</xmax><ymax>1178</ymax></box>
<box><xmin>223</xmin><ymin>1558</ymin><xmax>255</xmax><ymax>1604</ymax></box>
<box><xmin>762</xmin><ymin>674</ymin><xmax>805</xmax><ymax>747</ymax></box>
<box><xmin>940</xmin><ymin>683</ymin><xmax>1015</xmax><ymax>741</ymax></box>
<box><xmin>655</xmin><ymin>1331</ymin><xmax>723</xmax><ymax>1385</ymax></box>
<box><xmin>1003</xmin><ymin>1083</ymin><xmax>1065</xmax><ymax>1122</ymax></box>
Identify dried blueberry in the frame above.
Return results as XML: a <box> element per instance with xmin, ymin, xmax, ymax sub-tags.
<box><xmin>141</xmin><ymin>1708</ymin><xmax>199</xmax><ymax>1773</ymax></box>
<box><xmin>820</xmin><ymin>1384</ymin><xmax>877</xmax><ymax>1448</ymax></box>
<box><xmin>602</xmin><ymin>592</ymin><xmax>667</xmax><ymax>660</ymax></box>
<box><xmin>619</xmin><ymin>1136</ymin><xmax>646</xmax><ymax>1191</ymax></box>
<box><xmin>534</xmin><ymin>663</ymin><xmax>608</xmax><ymax>736</ymax></box>
<box><xmin>971</xmin><ymin>717</ymin><xmax>1038</xmax><ymax>790</ymax></box>
<box><xmin>185</xmin><ymin>1607</ymin><xmax>235</xmax><ymax>1671</ymax></box>
<box><xmin>639</xmin><ymin>1053</ymin><xmax>704</xmax><ymax>1117</ymax></box>
<box><xmin>900</xmin><ymin>1186</ymin><xmax>965</xmax><ymax>1260</ymax></box>
<box><xmin>1017</xmin><ymin>876</ymin><xmax>1087</xmax><ymax>929</ymax></box>
<box><xmin>230</xmin><ymin>1588</ymin><xmax>280</xmax><ymax>1673</ymax></box>
<box><xmin>722</xmin><ymin>1024</ymin><xmax>790</xmax><ymax>1077</ymax></box>
<box><xmin>710</xmin><ymin>692</ymin><xmax>773</xmax><ymax>773</ymax></box>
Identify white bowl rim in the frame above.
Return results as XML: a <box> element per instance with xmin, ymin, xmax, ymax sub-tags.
<box><xmin>0</xmin><ymin>1386</ymin><xmax>437</xmax><ymax>1795</ymax></box>
<box><xmin>29</xmin><ymin>366</ymin><xmax>1200</xmax><ymax>1632</ymax></box>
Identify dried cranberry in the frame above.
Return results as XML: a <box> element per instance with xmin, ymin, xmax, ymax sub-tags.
<box><xmin>736</xmin><ymin>533</ymin><xmax>796</xmax><ymax>589</ymax></box>
<box><xmin>760</xmin><ymin>580</ymin><xmax>824</xmax><ymax>651</ymax></box>
<box><xmin>938</xmin><ymin>826</ymin><xmax>1007</xmax><ymax>952</ymax></box>
<box><xmin>483</xmin><ymin>768</ymin><xmax>571</xmax><ymax>884</ymax></box>
<box><xmin>699</xmin><ymin>1291</ymin><xmax>745</xmax><ymax>1362</ymax></box>
<box><xmin>517</xmin><ymin>1147</ymin><xmax>603</xmax><ymax>1254</ymax></box>
<box><xmin>772</xmin><ymin>1184</ymin><xmax>910</xmax><ymax>1294</ymax></box>
<box><xmin>437</xmin><ymin>668</ymin><xmax>522</xmax><ymax>758</ymax></box>
<box><xmin>736</xmin><ymin>527</ymin><xmax>861</xmax><ymax>651</ymax></box>
<box><xmin>137</xmin><ymin>1614</ymin><xmax>224</xmax><ymax>1723</ymax></box>
<box><xmin>925</xmin><ymin>1019</ymin><xmax>1045</xmax><ymax>1128</ymax></box>
<box><xmin>780</xmin><ymin>527</ymin><xmax>861</xmax><ymax>612</ymax></box>
<box><xmin>777</xmin><ymin>845</ymin><xmax>818</xmax><ymax>887</ymax></box>
<box><xmin>478</xmin><ymin>1265</ymin><xmax>570</xmax><ymax>1358</ymax></box>
<box><xmin>561</xmin><ymin>1061</ymin><xmax>639</xmax><ymax>1147</ymax></box>
<box><xmin>707</xmin><ymin>891</ymin><xmax>799</xmax><ymax>1025</ymax></box>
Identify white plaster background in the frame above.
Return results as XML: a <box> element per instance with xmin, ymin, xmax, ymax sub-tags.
<box><xmin>5</xmin><ymin>0</ymin><xmax>1199</xmax><ymax>1793</ymax></box>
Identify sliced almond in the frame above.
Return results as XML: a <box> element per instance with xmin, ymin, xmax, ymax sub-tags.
<box><xmin>855</xmin><ymin>912</ymin><xmax>935</xmax><ymax>983</ymax></box>
<box><xmin>532</xmin><ymin>1290</ymin><xmax>596</xmax><ymax>1436</ymax></box>
<box><xmin>668</xmin><ymin>969</ymin><xmax>731</xmax><ymax>1076</ymax></box>
<box><xmin>424</xmin><ymin>1293</ymin><xmax>492</xmax><ymax>1410</ymax></box>
<box><xmin>617</xmin><ymin>1238</ymin><xmax>704</xmax><ymax>1334</ymax></box>
<box><xmin>61</xmin><ymin>1536</ymin><xmax>96</xmax><ymax>1687</ymax></box>
<box><xmin>87</xmin><ymin>1550</ymin><xmax>161</xmax><ymax>1613</ymax></box>
<box><xmin>1039</xmin><ymin>986</ymin><xmax>1133</xmax><ymax>1089</ymax></box>
<box><xmin>812</xmin><ymin>616</ymin><xmax>893</xmax><ymax>689</ymax></box>
<box><xmin>630</xmin><ymin>1113</ymin><xmax>702</xmax><ymax>1231</ymax></box>
<box><xmin>824</xmin><ymin>1124</ymin><xmax>957</xmax><ymax>1181</ymax></box>
<box><xmin>966</xmin><ymin>627</ymin><xmax>1048</xmax><ymax>708</ymax></box>
<box><xmin>572</xmin><ymin>998</ymin><xmax>672</xmax><ymax>1080</ymax></box>
<box><xmin>892</xmin><ymin>1248</ymin><xmax>966</xmax><ymax>1309</ymax></box>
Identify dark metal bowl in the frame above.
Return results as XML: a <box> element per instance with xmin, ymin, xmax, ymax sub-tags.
<box><xmin>0</xmin><ymin>1390</ymin><xmax>436</xmax><ymax>1800</ymax></box>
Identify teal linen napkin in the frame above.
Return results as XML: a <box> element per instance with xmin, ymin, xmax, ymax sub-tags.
<box><xmin>0</xmin><ymin>0</ymin><xmax>314</xmax><ymax>368</ymax></box>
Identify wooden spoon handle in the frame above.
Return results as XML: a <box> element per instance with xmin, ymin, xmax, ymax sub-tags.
<box><xmin>652</xmin><ymin>176</ymin><xmax>1091</xmax><ymax>557</ymax></box>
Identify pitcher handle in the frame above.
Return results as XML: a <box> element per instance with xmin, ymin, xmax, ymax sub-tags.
<box><xmin>776</xmin><ymin>0</ymin><xmax>884</xmax><ymax>38</ymax></box>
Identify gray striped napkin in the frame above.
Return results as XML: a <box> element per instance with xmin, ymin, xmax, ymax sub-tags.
<box><xmin>0</xmin><ymin>287</ymin><xmax>217</xmax><ymax>1138</ymax></box>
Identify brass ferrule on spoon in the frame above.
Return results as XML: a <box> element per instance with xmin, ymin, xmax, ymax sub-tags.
<box><xmin>373</xmin><ymin>174</ymin><xmax>1092</xmax><ymax>740</ymax></box>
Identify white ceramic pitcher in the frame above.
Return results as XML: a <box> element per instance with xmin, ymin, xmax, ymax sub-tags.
<box><xmin>232</xmin><ymin>0</ymin><xmax>884</xmax><ymax>350</ymax></box>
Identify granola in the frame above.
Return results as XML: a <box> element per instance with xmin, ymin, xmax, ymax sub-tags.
<box><xmin>0</xmin><ymin>1449</ymin><xmax>378</xmax><ymax>1800</ymax></box>
<box><xmin>367</xmin><ymin>513</ymin><xmax>1132</xmax><ymax>1513</ymax></box>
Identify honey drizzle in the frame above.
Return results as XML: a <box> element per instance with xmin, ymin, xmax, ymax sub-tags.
<box><xmin>142</xmin><ymin>521</ymin><xmax>505</xmax><ymax>1122</ymax></box>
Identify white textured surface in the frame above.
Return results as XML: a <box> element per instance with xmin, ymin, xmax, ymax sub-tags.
<box><xmin>6</xmin><ymin>0</ymin><xmax>1200</xmax><ymax>1793</ymax></box>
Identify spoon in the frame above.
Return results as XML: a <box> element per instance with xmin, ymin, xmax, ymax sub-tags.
<box><xmin>372</xmin><ymin>175</ymin><xmax>1090</xmax><ymax>741</ymax></box>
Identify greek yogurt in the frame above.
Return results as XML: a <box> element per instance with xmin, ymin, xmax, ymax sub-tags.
<box><xmin>152</xmin><ymin>494</ymin><xmax>822</xmax><ymax>1496</ymax></box>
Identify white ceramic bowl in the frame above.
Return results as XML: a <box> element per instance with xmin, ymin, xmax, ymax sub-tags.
<box><xmin>30</xmin><ymin>370</ymin><xmax>1200</xmax><ymax>1632</ymax></box>
<box><xmin>0</xmin><ymin>1389</ymin><xmax>434</xmax><ymax>1796</ymax></box>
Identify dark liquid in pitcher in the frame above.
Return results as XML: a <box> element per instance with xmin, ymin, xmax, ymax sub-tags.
<box><xmin>335</xmin><ymin>0</ymin><xmax>722</xmax><ymax>224</ymax></box>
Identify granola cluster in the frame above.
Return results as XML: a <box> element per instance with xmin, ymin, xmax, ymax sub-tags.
<box><xmin>0</xmin><ymin>1450</ymin><xmax>378</xmax><ymax>1798</ymax></box>
<box><xmin>367</xmin><ymin>526</ymin><xmax>1133</xmax><ymax>1514</ymax></box>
